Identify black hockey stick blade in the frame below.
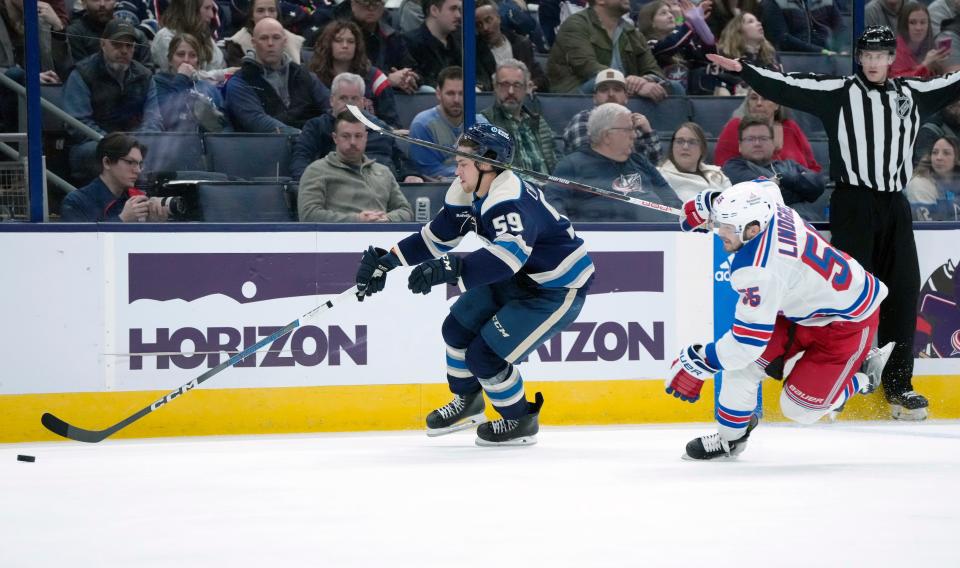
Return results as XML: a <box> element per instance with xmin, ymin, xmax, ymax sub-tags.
<box><xmin>40</xmin><ymin>286</ymin><xmax>360</xmax><ymax>443</ymax></box>
<box><xmin>345</xmin><ymin>104</ymin><xmax>682</xmax><ymax>217</ymax></box>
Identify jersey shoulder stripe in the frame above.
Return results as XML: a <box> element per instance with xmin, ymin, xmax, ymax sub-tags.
<box><xmin>730</xmin><ymin>220</ymin><xmax>775</xmax><ymax>274</ymax></box>
<box><xmin>444</xmin><ymin>178</ymin><xmax>473</xmax><ymax>208</ymax></box>
<box><xmin>479</xmin><ymin>172</ymin><xmax>523</xmax><ymax>216</ymax></box>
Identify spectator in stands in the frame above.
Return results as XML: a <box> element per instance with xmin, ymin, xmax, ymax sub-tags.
<box><xmin>914</xmin><ymin>98</ymin><xmax>960</xmax><ymax>164</ymax></box>
<box><xmin>403</xmin><ymin>0</ymin><xmax>462</xmax><ymax>90</ymax></box>
<box><xmin>722</xmin><ymin>116</ymin><xmax>827</xmax><ymax>216</ymax></box>
<box><xmin>155</xmin><ymin>33</ymin><xmax>229</xmax><ymax>132</ymax></box>
<box><xmin>152</xmin><ymin>0</ymin><xmax>231</xmax><ymax>82</ymax></box>
<box><xmin>549</xmin><ymin>102</ymin><xmax>680</xmax><ymax>221</ymax></box>
<box><xmin>409</xmin><ymin>65</ymin><xmax>486</xmax><ymax>179</ymax></box>
<box><xmin>562</xmin><ymin>68</ymin><xmax>661</xmax><ymax>164</ymax></box>
<box><xmin>481</xmin><ymin>59</ymin><xmax>558</xmax><ymax>174</ymax></box>
<box><xmin>224</xmin><ymin>0</ymin><xmax>304</xmax><ymax>66</ymax></box>
<box><xmin>61</xmin><ymin>133</ymin><xmax>172</xmax><ymax>222</ymax></box>
<box><xmin>224</xmin><ymin>17</ymin><xmax>329</xmax><ymax>133</ymax></box>
<box><xmin>906</xmin><ymin>135</ymin><xmax>960</xmax><ymax>220</ymax></box>
<box><xmin>704</xmin><ymin>0</ymin><xmax>760</xmax><ymax>39</ymax></box>
<box><xmin>866</xmin><ymin>0</ymin><xmax>903</xmax><ymax>32</ymax></box>
<box><xmin>291</xmin><ymin>72</ymin><xmax>418</xmax><ymax>181</ymax></box>
<box><xmin>63</xmin><ymin>20</ymin><xmax>162</xmax><ymax>181</ymax></box>
<box><xmin>308</xmin><ymin>20</ymin><xmax>399</xmax><ymax>126</ymax></box>
<box><xmin>395</xmin><ymin>0</ymin><xmax>423</xmax><ymax>33</ymax></box>
<box><xmin>298</xmin><ymin>111</ymin><xmax>413</xmax><ymax>222</ymax></box>
<box><xmin>929</xmin><ymin>0</ymin><xmax>960</xmax><ymax>36</ymax></box>
<box><xmin>761</xmin><ymin>0</ymin><xmax>846</xmax><ymax>55</ymax></box>
<box><xmin>334</xmin><ymin>0</ymin><xmax>419</xmax><ymax>93</ymax></box>
<box><xmin>547</xmin><ymin>0</ymin><xmax>672</xmax><ymax>99</ymax></box>
<box><xmin>1</xmin><ymin>0</ymin><xmax>70</xmax><ymax>80</ymax></box>
<box><xmin>892</xmin><ymin>2</ymin><xmax>948</xmax><ymax>78</ymax></box>
<box><xmin>475</xmin><ymin>0</ymin><xmax>549</xmax><ymax>92</ymax></box>
<box><xmin>657</xmin><ymin>122</ymin><xmax>731</xmax><ymax>201</ymax></box>
<box><xmin>67</xmin><ymin>0</ymin><xmax>154</xmax><ymax>66</ymax></box>
<box><xmin>712</xmin><ymin>12</ymin><xmax>779</xmax><ymax>95</ymax></box>
<box><xmin>637</xmin><ymin>0</ymin><xmax>715</xmax><ymax>94</ymax></box>
<box><xmin>714</xmin><ymin>87</ymin><xmax>821</xmax><ymax>171</ymax></box>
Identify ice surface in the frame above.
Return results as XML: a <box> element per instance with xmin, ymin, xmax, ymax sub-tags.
<box><xmin>2</xmin><ymin>421</ymin><xmax>959</xmax><ymax>567</ymax></box>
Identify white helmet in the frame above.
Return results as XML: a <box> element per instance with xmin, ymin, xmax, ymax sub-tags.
<box><xmin>711</xmin><ymin>181</ymin><xmax>776</xmax><ymax>241</ymax></box>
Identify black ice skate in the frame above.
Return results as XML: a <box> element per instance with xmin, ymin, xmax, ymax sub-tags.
<box><xmin>683</xmin><ymin>414</ymin><xmax>759</xmax><ymax>461</ymax></box>
<box><xmin>475</xmin><ymin>392</ymin><xmax>543</xmax><ymax>447</ymax></box>
<box><xmin>426</xmin><ymin>390</ymin><xmax>488</xmax><ymax>437</ymax></box>
<box><xmin>887</xmin><ymin>390</ymin><xmax>929</xmax><ymax>421</ymax></box>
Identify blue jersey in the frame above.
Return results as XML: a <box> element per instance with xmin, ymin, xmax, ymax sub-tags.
<box><xmin>394</xmin><ymin>171</ymin><xmax>595</xmax><ymax>291</ymax></box>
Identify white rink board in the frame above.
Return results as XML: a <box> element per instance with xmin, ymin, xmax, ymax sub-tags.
<box><xmin>0</xmin><ymin>230</ymin><xmax>713</xmax><ymax>395</ymax></box>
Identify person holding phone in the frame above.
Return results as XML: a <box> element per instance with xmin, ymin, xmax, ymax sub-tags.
<box><xmin>892</xmin><ymin>2</ymin><xmax>949</xmax><ymax>78</ymax></box>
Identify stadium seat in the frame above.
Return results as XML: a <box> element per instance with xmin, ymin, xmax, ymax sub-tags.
<box><xmin>689</xmin><ymin>96</ymin><xmax>743</xmax><ymax>137</ymax></box>
<box><xmin>791</xmin><ymin>110</ymin><xmax>825</xmax><ymax>136</ymax></box>
<box><xmin>779</xmin><ymin>52</ymin><xmax>843</xmax><ymax>75</ymax></box>
<box><xmin>197</xmin><ymin>181</ymin><xmax>294</xmax><ymax>222</ymax></box>
<box><xmin>39</xmin><ymin>84</ymin><xmax>67</xmax><ymax>131</ymax></box>
<box><xmin>399</xmin><ymin>182</ymin><xmax>448</xmax><ymax>219</ymax></box>
<box><xmin>527</xmin><ymin>94</ymin><xmax>592</xmax><ymax>133</ymax></box>
<box><xmin>132</xmin><ymin>132</ymin><xmax>206</xmax><ymax>174</ymax></box>
<box><xmin>809</xmin><ymin>138</ymin><xmax>830</xmax><ymax>171</ymax></box>
<box><xmin>204</xmin><ymin>133</ymin><xmax>293</xmax><ymax>179</ymax></box>
<box><xmin>627</xmin><ymin>96</ymin><xmax>691</xmax><ymax>134</ymax></box>
<box><xmin>394</xmin><ymin>93</ymin><xmax>441</xmax><ymax>129</ymax></box>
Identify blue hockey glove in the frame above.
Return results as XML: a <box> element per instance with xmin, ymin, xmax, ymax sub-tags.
<box><xmin>356</xmin><ymin>246</ymin><xmax>400</xmax><ymax>301</ymax></box>
<box><xmin>408</xmin><ymin>255</ymin><xmax>462</xmax><ymax>295</ymax></box>
<box><xmin>666</xmin><ymin>344</ymin><xmax>717</xmax><ymax>403</ymax></box>
<box><xmin>680</xmin><ymin>189</ymin><xmax>720</xmax><ymax>232</ymax></box>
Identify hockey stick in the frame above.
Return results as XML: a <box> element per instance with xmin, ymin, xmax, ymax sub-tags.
<box><xmin>41</xmin><ymin>286</ymin><xmax>362</xmax><ymax>443</ymax></box>
<box><xmin>346</xmin><ymin>105</ymin><xmax>682</xmax><ymax>217</ymax></box>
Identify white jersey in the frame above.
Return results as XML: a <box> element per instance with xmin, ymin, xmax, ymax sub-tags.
<box><xmin>702</xmin><ymin>204</ymin><xmax>888</xmax><ymax>372</ymax></box>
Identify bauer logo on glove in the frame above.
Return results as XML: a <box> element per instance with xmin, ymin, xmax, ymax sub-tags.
<box><xmin>665</xmin><ymin>344</ymin><xmax>718</xmax><ymax>403</ymax></box>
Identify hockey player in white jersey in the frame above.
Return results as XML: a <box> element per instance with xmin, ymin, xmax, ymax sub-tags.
<box><xmin>667</xmin><ymin>181</ymin><xmax>894</xmax><ymax>460</ymax></box>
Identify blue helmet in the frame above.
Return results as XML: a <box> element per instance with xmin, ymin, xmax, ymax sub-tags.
<box><xmin>457</xmin><ymin>123</ymin><xmax>515</xmax><ymax>164</ymax></box>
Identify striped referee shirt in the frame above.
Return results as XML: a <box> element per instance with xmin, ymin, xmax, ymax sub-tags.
<box><xmin>740</xmin><ymin>62</ymin><xmax>960</xmax><ymax>192</ymax></box>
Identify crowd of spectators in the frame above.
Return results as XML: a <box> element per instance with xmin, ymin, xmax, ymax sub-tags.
<box><xmin>3</xmin><ymin>0</ymin><xmax>960</xmax><ymax>223</ymax></box>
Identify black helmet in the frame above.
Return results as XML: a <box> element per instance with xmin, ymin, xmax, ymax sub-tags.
<box><xmin>856</xmin><ymin>26</ymin><xmax>896</xmax><ymax>54</ymax></box>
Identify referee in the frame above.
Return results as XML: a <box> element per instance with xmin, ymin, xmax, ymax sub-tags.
<box><xmin>707</xmin><ymin>27</ymin><xmax>960</xmax><ymax>421</ymax></box>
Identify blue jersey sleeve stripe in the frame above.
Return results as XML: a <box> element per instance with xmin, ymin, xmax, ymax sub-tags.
<box><xmin>733</xmin><ymin>318</ymin><xmax>775</xmax><ymax>331</ymax></box>
<box><xmin>704</xmin><ymin>342</ymin><xmax>723</xmax><ymax>370</ymax></box>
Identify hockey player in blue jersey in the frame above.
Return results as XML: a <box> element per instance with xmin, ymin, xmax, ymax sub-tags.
<box><xmin>354</xmin><ymin>123</ymin><xmax>595</xmax><ymax>446</ymax></box>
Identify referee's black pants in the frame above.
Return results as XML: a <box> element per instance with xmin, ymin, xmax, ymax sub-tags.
<box><xmin>829</xmin><ymin>186</ymin><xmax>919</xmax><ymax>397</ymax></box>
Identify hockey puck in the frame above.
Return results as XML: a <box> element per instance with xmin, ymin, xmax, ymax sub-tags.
<box><xmin>17</xmin><ymin>454</ymin><xmax>35</xmax><ymax>462</ymax></box>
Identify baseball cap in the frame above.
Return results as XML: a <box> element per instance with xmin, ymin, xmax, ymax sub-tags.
<box><xmin>594</xmin><ymin>68</ymin><xmax>626</xmax><ymax>90</ymax></box>
<box><xmin>102</xmin><ymin>19</ymin><xmax>139</xmax><ymax>42</ymax></box>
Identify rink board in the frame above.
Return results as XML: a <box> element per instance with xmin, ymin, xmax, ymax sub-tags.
<box><xmin>1</xmin><ymin>224</ymin><xmax>959</xmax><ymax>442</ymax></box>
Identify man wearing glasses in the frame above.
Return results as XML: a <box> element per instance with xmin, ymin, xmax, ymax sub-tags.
<box><xmin>722</xmin><ymin>116</ymin><xmax>827</xmax><ymax>219</ymax></box>
<box><xmin>548</xmin><ymin>102</ymin><xmax>679</xmax><ymax>221</ymax></box>
<box><xmin>63</xmin><ymin>19</ymin><xmax>162</xmax><ymax>184</ymax></box>
<box><xmin>480</xmin><ymin>59</ymin><xmax>558</xmax><ymax>174</ymax></box>
<box><xmin>61</xmin><ymin>133</ymin><xmax>171</xmax><ymax>222</ymax></box>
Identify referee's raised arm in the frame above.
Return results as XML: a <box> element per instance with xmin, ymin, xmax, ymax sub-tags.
<box><xmin>707</xmin><ymin>54</ymin><xmax>847</xmax><ymax>118</ymax></box>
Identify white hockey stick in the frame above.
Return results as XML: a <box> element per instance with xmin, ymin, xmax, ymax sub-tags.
<box><xmin>346</xmin><ymin>105</ymin><xmax>682</xmax><ymax>218</ymax></box>
<box><xmin>41</xmin><ymin>286</ymin><xmax>363</xmax><ymax>443</ymax></box>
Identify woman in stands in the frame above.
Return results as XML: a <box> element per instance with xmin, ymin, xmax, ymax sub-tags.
<box><xmin>224</xmin><ymin>0</ymin><xmax>305</xmax><ymax>67</ymax></box>
<box><xmin>704</xmin><ymin>0</ymin><xmax>760</xmax><ymax>39</ymax></box>
<box><xmin>712</xmin><ymin>12</ymin><xmax>779</xmax><ymax>95</ymax></box>
<box><xmin>152</xmin><ymin>0</ymin><xmax>231</xmax><ymax>83</ymax></box>
<box><xmin>892</xmin><ymin>2</ymin><xmax>948</xmax><ymax>78</ymax></box>
<box><xmin>637</xmin><ymin>0</ymin><xmax>716</xmax><ymax>95</ymax></box>
<box><xmin>309</xmin><ymin>20</ymin><xmax>400</xmax><ymax>127</ymax></box>
<box><xmin>658</xmin><ymin>122</ymin><xmax>731</xmax><ymax>201</ymax></box>
<box><xmin>906</xmin><ymin>136</ymin><xmax>960</xmax><ymax>220</ymax></box>
<box><xmin>155</xmin><ymin>34</ymin><xmax>230</xmax><ymax>133</ymax></box>
<box><xmin>713</xmin><ymin>87</ymin><xmax>821</xmax><ymax>171</ymax></box>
